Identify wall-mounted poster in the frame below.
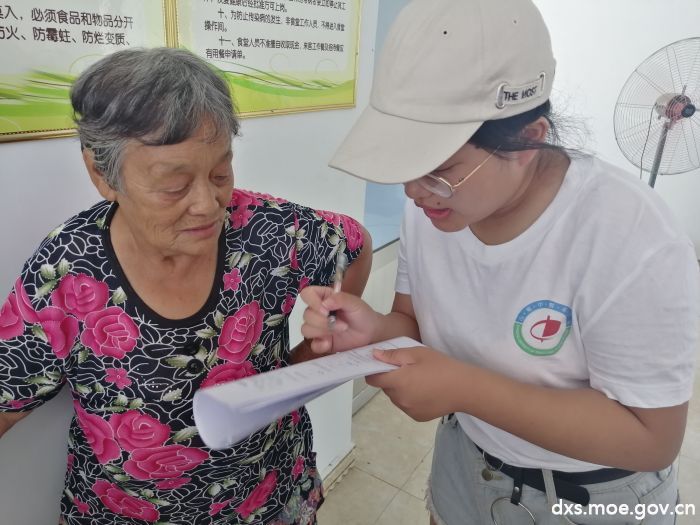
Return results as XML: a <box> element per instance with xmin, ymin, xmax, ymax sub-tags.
<box><xmin>0</xmin><ymin>0</ymin><xmax>361</xmax><ymax>142</ymax></box>
<box><xmin>175</xmin><ymin>0</ymin><xmax>361</xmax><ymax>117</ymax></box>
<box><xmin>0</xmin><ymin>0</ymin><xmax>168</xmax><ymax>142</ymax></box>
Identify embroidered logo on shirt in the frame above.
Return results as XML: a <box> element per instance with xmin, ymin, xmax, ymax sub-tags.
<box><xmin>513</xmin><ymin>300</ymin><xmax>572</xmax><ymax>356</ymax></box>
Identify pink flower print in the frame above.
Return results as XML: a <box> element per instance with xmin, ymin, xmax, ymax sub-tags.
<box><xmin>256</xmin><ymin>191</ymin><xmax>288</xmax><ymax>204</ymax></box>
<box><xmin>223</xmin><ymin>269</ymin><xmax>242</xmax><ymax>292</ymax></box>
<box><xmin>292</xmin><ymin>455</ymin><xmax>305</xmax><ymax>480</ymax></box>
<box><xmin>235</xmin><ymin>470</ymin><xmax>278</xmax><ymax>518</ymax></box>
<box><xmin>291</xmin><ymin>410</ymin><xmax>300</xmax><ymax>426</ymax></box>
<box><xmin>123</xmin><ymin>445</ymin><xmax>209</xmax><ymax>480</ymax></box>
<box><xmin>315</xmin><ymin>210</ymin><xmax>342</xmax><ymax>226</ymax></box>
<box><xmin>36</xmin><ymin>307</ymin><xmax>79</xmax><ymax>359</ymax></box>
<box><xmin>73</xmin><ymin>498</ymin><xmax>90</xmax><ymax>514</ymax></box>
<box><xmin>230</xmin><ymin>207</ymin><xmax>254</xmax><ymax>229</ymax></box>
<box><xmin>155</xmin><ymin>477</ymin><xmax>190</xmax><ymax>490</ymax></box>
<box><xmin>0</xmin><ymin>292</ymin><xmax>24</xmax><ymax>340</ymax></box>
<box><xmin>7</xmin><ymin>398</ymin><xmax>33</xmax><ymax>409</ymax></box>
<box><xmin>308</xmin><ymin>485</ymin><xmax>323</xmax><ymax>505</ymax></box>
<box><xmin>13</xmin><ymin>277</ymin><xmax>39</xmax><ymax>324</ymax></box>
<box><xmin>289</xmin><ymin>245</ymin><xmax>299</xmax><ymax>271</ymax></box>
<box><xmin>50</xmin><ymin>274</ymin><xmax>109</xmax><ymax>321</ymax></box>
<box><xmin>109</xmin><ymin>411</ymin><xmax>171</xmax><ymax>452</ymax></box>
<box><xmin>66</xmin><ymin>453</ymin><xmax>75</xmax><ymax>472</ymax></box>
<box><xmin>229</xmin><ymin>189</ymin><xmax>264</xmax><ymax>208</ymax></box>
<box><xmin>81</xmin><ymin>306</ymin><xmax>139</xmax><ymax>359</ymax></box>
<box><xmin>73</xmin><ymin>401</ymin><xmax>121</xmax><ymax>464</ymax></box>
<box><xmin>209</xmin><ymin>498</ymin><xmax>233</xmax><ymax>516</ymax></box>
<box><xmin>298</xmin><ymin>276</ymin><xmax>310</xmax><ymax>292</ymax></box>
<box><xmin>281</xmin><ymin>294</ymin><xmax>296</xmax><ymax>315</ymax></box>
<box><xmin>217</xmin><ymin>302</ymin><xmax>264</xmax><ymax>363</ymax></box>
<box><xmin>104</xmin><ymin>368</ymin><xmax>132</xmax><ymax>390</ymax></box>
<box><xmin>340</xmin><ymin>215</ymin><xmax>364</xmax><ymax>252</ymax></box>
<box><xmin>200</xmin><ymin>361</ymin><xmax>256</xmax><ymax>389</ymax></box>
<box><xmin>93</xmin><ymin>480</ymin><xmax>160</xmax><ymax>522</ymax></box>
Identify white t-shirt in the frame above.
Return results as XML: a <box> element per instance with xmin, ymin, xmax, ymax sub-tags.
<box><xmin>395</xmin><ymin>155</ymin><xmax>699</xmax><ymax>471</ymax></box>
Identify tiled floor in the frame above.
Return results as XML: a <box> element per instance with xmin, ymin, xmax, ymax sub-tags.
<box><xmin>319</xmin><ymin>371</ymin><xmax>700</xmax><ymax>525</ymax></box>
<box><xmin>317</xmin><ymin>391</ymin><xmax>436</xmax><ymax>525</ymax></box>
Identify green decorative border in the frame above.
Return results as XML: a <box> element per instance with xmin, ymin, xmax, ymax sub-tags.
<box><xmin>0</xmin><ymin>71</ymin><xmax>75</xmax><ymax>137</ymax></box>
<box><xmin>0</xmin><ymin>0</ymin><xmax>360</xmax><ymax>141</ymax></box>
<box><xmin>222</xmin><ymin>67</ymin><xmax>355</xmax><ymax>116</ymax></box>
<box><xmin>513</xmin><ymin>323</ymin><xmax>571</xmax><ymax>356</ymax></box>
<box><xmin>174</xmin><ymin>0</ymin><xmax>361</xmax><ymax>117</ymax></box>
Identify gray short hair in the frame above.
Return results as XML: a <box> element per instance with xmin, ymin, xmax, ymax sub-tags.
<box><xmin>71</xmin><ymin>48</ymin><xmax>240</xmax><ymax>190</ymax></box>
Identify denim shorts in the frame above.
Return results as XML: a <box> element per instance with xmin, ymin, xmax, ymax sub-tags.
<box><xmin>427</xmin><ymin>416</ymin><xmax>680</xmax><ymax>525</ymax></box>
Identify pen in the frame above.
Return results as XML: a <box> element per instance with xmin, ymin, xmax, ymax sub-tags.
<box><xmin>327</xmin><ymin>251</ymin><xmax>348</xmax><ymax>329</ymax></box>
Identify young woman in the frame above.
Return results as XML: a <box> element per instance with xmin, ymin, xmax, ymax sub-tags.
<box><xmin>300</xmin><ymin>0</ymin><xmax>698</xmax><ymax>523</ymax></box>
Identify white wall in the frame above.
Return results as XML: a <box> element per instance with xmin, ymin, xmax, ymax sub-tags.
<box><xmin>352</xmin><ymin>241</ymin><xmax>399</xmax><ymax>413</ymax></box>
<box><xmin>362</xmin><ymin>0</ymin><xmax>411</xmax><ymax>250</ymax></box>
<box><xmin>0</xmin><ymin>1</ymin><xmax>378</xmax><ymax>522</ymax></box>
<box><xmin>534</xmin><ymin>0</ymin><xmax>700</xmax><ymax>257</ymax></box>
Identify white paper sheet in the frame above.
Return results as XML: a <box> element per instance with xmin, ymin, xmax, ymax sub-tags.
<box><xmin>193</xmin><ymin>336</ymin><xmax>421</xmax><ymax>449</ymax></box>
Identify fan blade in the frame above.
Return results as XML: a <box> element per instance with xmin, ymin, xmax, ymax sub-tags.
<box><xmin>615</xmin><ymin>38</ymin><xmax>700</xmax><ymax>176</ymax></box>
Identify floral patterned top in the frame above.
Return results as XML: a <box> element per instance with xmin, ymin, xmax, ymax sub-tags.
<box><xmin>0</xmin><ymin>189</ymin><xmax>364</xmax><ymax>525</ymax></box>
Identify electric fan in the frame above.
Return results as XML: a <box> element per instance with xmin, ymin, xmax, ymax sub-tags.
<box><xmin>613</xmin><ymin>37</ymin><xmax>700</xmax><ymax>188</ymax></box>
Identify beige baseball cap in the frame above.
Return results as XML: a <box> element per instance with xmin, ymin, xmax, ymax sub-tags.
<box><xmin>330</xmin><ymin>0</ymin><xmax>556</xmax><ymax>184</ymax></box>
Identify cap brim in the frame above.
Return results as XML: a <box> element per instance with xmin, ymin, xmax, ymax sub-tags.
<box><xmin>330</xmin><ymin>105</ymin><xmax>482</xmax><ymax>184</ymax></box>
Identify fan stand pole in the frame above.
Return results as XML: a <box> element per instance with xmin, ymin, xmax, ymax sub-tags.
<box><xmin>648</xmin><ymin>120</ymin><xmax>672</xmax><ymax>188</ymax></box>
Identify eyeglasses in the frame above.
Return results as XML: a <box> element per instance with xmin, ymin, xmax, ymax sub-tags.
<box><xmin>417</xmin><ymin>147</ymin><xmax>500</xmax><ymax>198</ymax></box>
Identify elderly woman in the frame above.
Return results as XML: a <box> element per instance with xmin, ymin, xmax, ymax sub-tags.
<box><xmin>0</xmin><ymin>48</ymin><xmax>371</xmax><ymax>524</ymax></box>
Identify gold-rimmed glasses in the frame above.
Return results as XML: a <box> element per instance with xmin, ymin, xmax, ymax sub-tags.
<box><xmin>417</xmin><ymin>147</ymin><xmax>500</xmax><ymax>198</ymax></box>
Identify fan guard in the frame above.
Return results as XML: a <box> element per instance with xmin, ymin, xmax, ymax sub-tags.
<box><xmin>614</xmin><ymin>38</ymin><xmax>700</xmax><ymax>186</ymax></box>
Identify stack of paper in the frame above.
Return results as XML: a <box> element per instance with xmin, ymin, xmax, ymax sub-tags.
<box><xmin>193</xmin><ymin>337</ymin><xmax>421</xmax><ymax>449</ymax></box>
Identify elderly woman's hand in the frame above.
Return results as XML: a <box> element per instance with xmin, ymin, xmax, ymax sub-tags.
<box><xmin>300</xmin><ymin>286</ymin><xmax>381</xmax><ymax>354</ymax></box>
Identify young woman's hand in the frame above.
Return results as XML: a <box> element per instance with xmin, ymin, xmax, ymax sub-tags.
<box><xmin>300</xmin><ymin>286</ymin><xmax>381</xmax><ymax>354</ymax></box>
<box><xmin>366</xmin><ymin>346</ymin><xmax>469</xmax><ymax>422</ymax></box>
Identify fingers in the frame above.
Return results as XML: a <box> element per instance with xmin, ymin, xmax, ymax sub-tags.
<box><xmin>366</xmin><ymin>371</ymin><xmax>392</xmax><ymax>388</ymax></box>
<box><xmin>365</xmin><ymin>372</ymin><xmax>381</xmax><ymax>388</ymax></box>
<box><xmin>366</xmin><ymin>347</ymin><xmax>422</xmax><ymax>386</ymax></box>
<box><xmin>300</xmin><ymin>286</ymin><xmax>349</xmax><ymax>331</ymax></box>
<box><xmin>303</xmin><ymin>287</ymin><xmax>358</xmax><ymax>314</ymax></box>
<box><xmin>299</xmin><ymin>286</ymin><xmax>332</xmax><ymax>315</ymax></box>
<box><xmin>301</xmin><ymin>286</ymin><xmax>369</xmax><ymax>321</ymax></box>
<box><xmin>302</xmin><ymin>305</ymin><xmax>330</xmax><ymax>331</ymax></box>
<box><xmin>373</xmin><ymin>348</ymin><xmax>397</xmax><ymax>364</ymax></box>
<box><xmin>300</xmin><ymin>322</ymin><xmax>323</xmax><ymax>345</ymax></box>
<box><xmin>301</xmin><ymin>307</ymin><xmax>348</xmax><ymax>337</ymax></box>
<box><xmin>372</xmin><ymin>347</ymin><xmax>421</xmax><ymax>366</ymax></box>
<box><xmin>300</xmin><ymin>287</ymin><xmax>352</xmax><ymax>355</ymax></box>
<box><xmin>320</xmin><ymin>291</ymin><xmax>358</xmax><ymax>313</ymax></box>
<box><xmin>309</xmin><ymin>335</ymin><xmax>333</xmax><ymax>354</ymax></box>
